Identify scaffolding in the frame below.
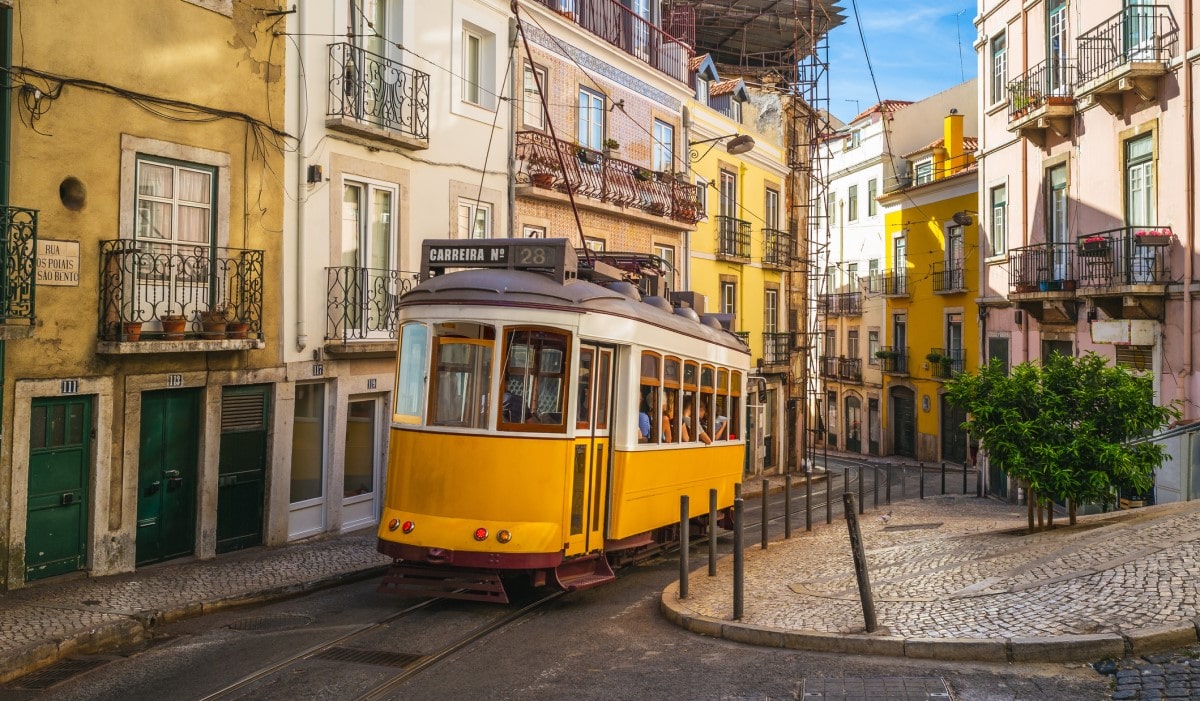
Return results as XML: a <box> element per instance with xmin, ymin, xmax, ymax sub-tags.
<box><xmin>669</xmin><ymin>0</ymin><xmax>842</xmax><ymax>472</ymax></box>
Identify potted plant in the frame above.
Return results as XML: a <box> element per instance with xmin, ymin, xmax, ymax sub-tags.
<box><xmin>122</xmin><ymin>321</ymin><xmax>143</xmax><ymax>342</ymax></box>
<box><xmin>226</xmin><ymin>315</ymin><xmax>251</xmax><ymax>339</ymax></box>
<box><xmin>940</xmin><ymin>356</ymin><xmax>954</xmax><ymax>374</ymax></box>
<box><xmin>925</xmin><ymin>351</ymin><xmax>943</xmax><ymax>364</ymax></box>
<box><xmin>199</xmin><ymin>306</ymin><xmax>228</xmax><ymax>339</ymax></box>
<box><xmin>576</xmin><ymin>145</ymin><xmax>601</xmax><ymax>165</ymax></box>
<box><xmin>647</xmin><ymin>202</ymin><xmax>668</xmax><ymax>216</ymax></box>
<box><xmin>634</xmin><ymin>167</ymin><xmax>653</xmax><ymax>182</ymax></box>
<box><xmin>875</xmin><ymin>349</ymin><xmax>896</xmax><ymax>360</ymax></box>
<box><xmin>527</xmin><ymin>151</ymin><xmax>559</xmax><ymax>188</ymax></box>
<box><xmin>160</xmin><ymin>310</ymin><xmax>187</xmax><ymax>340</ymax></box>
<box><xmin>1079</xmin><ymin>235</ymin><xmax>1109</xmax><ymax>256</ymax></box>
<box><xmin>1135</xmin><ymin>228</ymin><xmax>1172</xmax><ymax>247</ymax></box>
<box><xmin>603</xmin><ymin>138</ymin><xmax>620</xmax><ymax>157</ymax></box>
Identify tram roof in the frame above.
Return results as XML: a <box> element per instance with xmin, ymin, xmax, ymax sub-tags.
<box><xmin>400</xmin><ymin>268</ymin><xmax>749</xmax><ymax>354</ymax></box>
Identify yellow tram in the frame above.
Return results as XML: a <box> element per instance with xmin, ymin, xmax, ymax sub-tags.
<box><xmin>377</xmin><ymin>238</ymin><xmax>750</xmax><ymax>602</ymax></box>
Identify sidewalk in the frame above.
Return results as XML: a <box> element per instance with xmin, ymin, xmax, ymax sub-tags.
<box><xmin>662</xmin><ymin>494</ymin><xmax>1200</xmax><ymax>663</ymax></box>
<box><xmin>0</xmin><ymin>531</ymin><xmax>390</xmax><ymax>684</ymax></box>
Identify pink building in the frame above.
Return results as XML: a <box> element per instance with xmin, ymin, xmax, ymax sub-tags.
<box><xmin>976</xmin><ymin>1</ymin><xmax>1197</xmax><ymax>498</ymax></box>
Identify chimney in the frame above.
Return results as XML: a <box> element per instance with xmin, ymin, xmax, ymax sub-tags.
<box><xmin>943</xmin><ymin>109</ymin><xmax>964</xmax><ymax>178</ymax></box>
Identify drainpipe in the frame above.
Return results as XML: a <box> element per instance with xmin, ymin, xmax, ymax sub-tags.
<box><xmin>292</xmin><ymin>5</ymin><xmax>307</xmax><ymax>353</ymax></box>
<box><xmin>1020</xmin><ymin>3</ymin><xmax>1029</xmax><ymax>364</ymax></box>
<box><xmin>508</xmin><ymin>18</ymin><xmax>518</xmax><ymax>238</ymax></box>
<box><xmin>1183</xmin><ymin>0</ymin><xmax>1194</xmax><ymax>414</ymax></box>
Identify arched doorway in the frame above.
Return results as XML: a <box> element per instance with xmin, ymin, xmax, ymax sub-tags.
<box><xmin>890</xmin><ymin>386</ymin><xmax>916</xmax><ymax>458</ymax></box>
<box><xmin>844</xmin><ymin>395</ymin><xmax>862</xmax><ymax>453</ymax></box>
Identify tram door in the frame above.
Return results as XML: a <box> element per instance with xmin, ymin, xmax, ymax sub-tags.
<box><xmin>567</xmin><ymin>344</ymin><xmax>613</xmax><ymax>555</ymax></box>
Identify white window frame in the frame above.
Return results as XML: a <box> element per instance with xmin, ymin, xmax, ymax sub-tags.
<box><xmin>578</xmin><ymin>87</ymin><xmax>605</xmax><ymax>150</ymax></box>
<box><xmin>914</xmin><ymin>159</ymin><xmax>934</xmax><ymax>185</ymax></box>
<box><xmin>765</xmin><ymin>188</ymin><xmax>780</xmax><ymax>229</ymax></box>
<box><xmin>720</xmin><ymin>281</ymin><xmax>736</xmax><ymax>316</ymax></box>
<box><xmin>764</xmin><ymin>289</ymin><xmax>778</xmax><ymax>333</ymax></box>
<box><xmin>120</xmin><ymin>135</ymin><xmax>231</xmax><ymax>247</ymax></box>
<box><xmin>522</xmin><ymin>61</ymin><xmax>547</xmax><ymax>130</ymax></box>
<box><xmin>522</xmin><ymin>225</ymin><xmax>546</xmax><ymax>238</ymax></box>
<box><xmin>991</xmin><ymin>32</ymin><xmax>1007</xmax><ymax>106</ymax></box>
<box><xmin>652</xmin><ymin>119</ymin><xmax>674</xmax><ymax>173</ymax></box>
<box><xmin>457</xmin><ymin>198</ymin><xmax>492</xmax><ymax>239</ymax></box>
<box><xmin>990</xmin><ymin>184</ymin><xmax>1007</xmax><ymax>258</ymax></box>
<box><xmin>867</xmin><ymin>179</ymin><xmax>877</xmax><ymax>216</ymax></box>
<box><xmin>654</xmin><ymin>243</ymin><xmax>676</xmax><ymax>291</ymax></box>
<box><xmin>584</xmin><ymin>237</ymin><xmax>606</xmax><ymax>252</ymax></box>
<box><xmin>461</xmin><ymin>23</ymin><xmax>496</xmax><ymax>110</ymax></box>
<box><xmin>847</xmin><ymin>184</ymin><xmax>859</xmax><ymax>221</ymax></box>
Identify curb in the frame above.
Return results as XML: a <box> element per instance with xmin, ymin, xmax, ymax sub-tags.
<box><xmin>0</xmin><ymin>563</ymin><xmax>388</xmax><ymax>686</ymax></box>
<box><xmin>659</xmin><ymin>583</ymin><xmax>1200</xmax><ymax>663</ymax></box>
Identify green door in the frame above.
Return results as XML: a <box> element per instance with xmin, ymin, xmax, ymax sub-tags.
<box><xmin>216</xmin><ymin>385</ymin><xmax>269</xmax><ymax>554</ymax></box>
<box><xmin>26</xmin><ymin>396</ymin><xmax>92</xmax><ymax>581</ymax></box>
<box><xmin>137</xmin><ymin>389</ymin><xmax>200</xmax><ymax>566</ymax></box>
<box><xmin>891</xmin><ymin>387</ymin><xmax>916</xmax><ymax>459</ymax></box>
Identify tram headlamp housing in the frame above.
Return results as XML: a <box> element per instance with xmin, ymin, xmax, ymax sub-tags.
<box><xmin>496</xmin><ymin>529</ymin><xmax>512</xmax><ymax>544</ymax></box>
<box><xmin>401</xmin><ymin>520</ymin><xmax>415</xmax><ymax>534</ymax></box>
<box><xmin>473</xmin><ymin>527</ymin><xmax>489</xmax><ymax>541</ymax></box>
<box><xmin>387</xmin><ymin>518</ymin><xmax>401</xmax><ymax>531</ymax></box>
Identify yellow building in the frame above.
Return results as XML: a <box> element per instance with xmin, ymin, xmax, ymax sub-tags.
<box><xmin>688</xmin><ymin>68</ymin><xmax>793</xmax><ymax>474</ymax></box>
<box><xmin>876</xmin><ymin>113</ymin><xmax>978</xmax><ymax>462</ymax></box>
<box><xmin>1</xmin><ymin>1</ymin><xmax>286</xmax><ymax>588</ymax></box>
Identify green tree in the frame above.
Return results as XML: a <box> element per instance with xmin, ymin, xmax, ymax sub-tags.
<box><xmin>945</xmin><ymin>352</ymin><xmax>1179</xmax><ymax>528</ymax></box>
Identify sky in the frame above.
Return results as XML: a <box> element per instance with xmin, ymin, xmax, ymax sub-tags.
<box><xmin>826</xmin><ymin>0</ymin><xmax>979</xmax><ymax>124</ymax></box>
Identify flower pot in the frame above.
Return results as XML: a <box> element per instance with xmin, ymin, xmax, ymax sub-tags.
<box><xmin>530</xmin><ymin>172</ymin><xmax>555</xmax><ymax>189</ymax></box>
<box><xmin>1135</xmin><ymin>234</ymin><xmax>1171</xmax><ymax>247</ymax></box>
<box><xmin>161</xmin><ymin>315</ymin><xmax>187</xmax><ymax>340</ymax></box>
<box><xmin>227</xmin><ymin>320</ymin><xmax>250</xmax><ymax>340</ymax></box>
<box><xmin>200</xmin><ymin>318</ymin><xmax>227</xmax><ymax>339</ymax></box>
<box><xmin>122</xmin><ymin>321</ymin><xmax>143</xmax><ymax>342</ymax></box>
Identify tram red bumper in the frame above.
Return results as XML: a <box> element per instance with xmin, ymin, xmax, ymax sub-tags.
<box><xmin>377</xmin><ymin>539</ymin><xmax>563</xmax><ymax>570</ymax></box>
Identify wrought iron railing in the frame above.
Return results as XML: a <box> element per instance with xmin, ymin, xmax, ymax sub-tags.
<box><xmin>824</xmin><ymin>291</ymin><xmax>862</xmax><ymax>316</ymax></box>
<box><xmin>1008</xmin><ymin>58</ymin><xmax>1077</xmax><ymax>121</ymax></box>
<box><xmin>1076</xmin><ymin>226</ymin><xmax>1173</xmax><ymax>288</ymax></box>
<box><xmin>1</xmin><ymin>206</ymin><xmax>37</xmax><ymax>323</ymax></box>
<box><xmin>1009</xmin><ymin>242</ymin><xmax>1078</xmax><ymax>293</ymax></box>
<box><xmin>1077</xmin><ymin>5</ymin><xmax>1177</xmax><ymax>82</ymax></box>
<box><xmin>528</xmin><ymin>0</ymin><xmax>692</xmax><ymax>83</ymax></box>
<box><xmin>838</xmin><ymin>357</ymin><xmax>862</xmax><ymax>382</ymax></box>
<box><xmin>868</xmin><ymin>271</ymin><xmax>907</xmax><ymax>296</ymax></box>
<box><xmin>762</xmin><ymin>228</ymin><xmax>792</xmax><ymax>267</ymax></box>
<box><xmin>326</xmin><ymin>267</ymin><xmax>420</xmax><ymax>341</ymax></box>
<box><xmin>515</xmin><ymin>131</ymin><xmax>701</xmax><ymax>223</ymax></box>
<box><xmin>327</xmin><ymin>42</ymin><xmax>430</xmax><ymax>140</ymax></box>
<box><xmin>877</xmin><ymin>346</ymin><xmax>908</xmax><ymax>374</ymax></box>
<box><xmin>932</xmin><ymin>260</ymin><xmax>965</xmax><ymax>293</ymax></box>
<box><xmin>819</xmin><ymin>355</ymin><xmax>838</xmax><ymax>379</ymax></box>
<box><xmin>98</xmin><ymin>240</ymin><xmax>263</xmax><ymax>341</ymax></box>
<box><xmin>716</xmin><ymin>215</ymin><xmax>751</xmax><ymax>260</ymax></box>
<box><xmin>928</xmin><ymin>347</ymin><xmax>965</xmax><ymax>379</ymax></box>
<box><xmin>762</xmin><ymin>332</ymin><xmax>792</xmax><ymax>365</ymax></box>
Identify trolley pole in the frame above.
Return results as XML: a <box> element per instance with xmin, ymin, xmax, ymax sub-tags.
<box><xmin>679</xmin><ymin>495</ymin><xmax>689</xmax><ymax>600</ymax></box>
<box><xmin>842</xmin><ymin>492</ymin><xmax>878</xmax><ymax>632</ymax></box>
<box><xmin>733</xmin><ymin>496</ymin><xmax>744</xmax><ymax>620</ymax></box>
<box><xmin>708</xmin><ymin>488</ymin><xmax>717</xmax><ymax>577</ymax></box>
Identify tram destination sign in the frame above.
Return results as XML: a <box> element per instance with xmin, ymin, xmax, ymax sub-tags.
<box><xmin>421</xmin><ymin>238</ymin><xmax>577</xmax><ymax>283</ymax></box>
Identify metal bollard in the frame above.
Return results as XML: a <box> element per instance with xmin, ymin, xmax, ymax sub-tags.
<box><xmin>679</xmin><ymin>495</ymin><xmax>689</xmax><ymax>600</ymax></box>
<box><xmin>941</xmin><ymin>461</ymin><xmax>947</xmax><ymax>494</ymax></box>
<box><xmin>805</xmin><ymin>467</ymin><xmax>813</xmax><ymax>532</ymax></box>
<box><xmin>842</xmin><ymin>492</ymin><xmax>878</xmax><ymax>633</ymax></box>
<box><xmin>920</xmin><ymin>462</ymin><xmax>925</xmax><ymax>499</ymax></box>
<box><xmin>761</xmin><ymin>479</ymin><xmax>769</xmax><ymax>550</ymax></box>
<box><xmin>901</xmin><ymin>465</ymin><xmax>907</xmax><ymax>497</ymax></box>
<box><xmin>709</xmin><ymin>488</ymin><xmax>718</xmax><ymax>577</ymax></box>
<box><xmin>858</xmin><ymin>465</ymin><xmax>865</xmax><ymax>514</ymax></box>
<box><xmin>872</xmin><ymin>464</ymin><xmax>879</xmax><ymax>508</ymax></box>
<box><xmin>733</xmin><ymin>497</ymin><xmax>744</xmax><ymax>620</ymax></box>
<box><xmin>784</xmin><ymin>475</ymin><xmax>792</xmax><ymax>539</ymax></box>
<box><xmin>735</xmin><ymin>482</ymin><xmax>742</xmax><ymax>500</ymax></box>
<box><xmin>963</xmin><ymin>461</ymin><xmax>969</xmax><ymax>495</ymax></box>
<box><xmin>826</xmin><ymin>467</ymin><xmax>832</xmax><ymax>525</ymax></box>
<box><xmin>886</xmin><ymin>464</ymin><xmax>892</xmax><ymax>504</ymax></box>
<box><xmin>977</xmin><ymin>466</ymin><xmax>983</xmax><ymax>498</ymax></box>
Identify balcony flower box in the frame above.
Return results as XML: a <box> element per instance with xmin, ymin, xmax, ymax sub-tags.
<box><xmin>1134</xmin><ymin>229</ymin><xmax>1172</xmax><ymax>247</ymax></box>
<box><xmin>1079</xmin><ymin>236</ymin><xmax>1109</xmax><ymax>257</ymax></box>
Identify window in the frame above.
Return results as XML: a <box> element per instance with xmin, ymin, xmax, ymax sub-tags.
<box><xmin>847</xmin><ymin>129</ymin><xmax>861</xmax><ymax>149</ymax></box>
<box><xmin>653</xmin><ymin>120</ymin><xmax>674</xmax><ymax>173</ymax></box>
<box><xmin>342</xmin><ymin>179</ymin><xmax>397</xmax><ymax>335</ymax></box>
<box><xmin>765</xmin><ymin>189</ymin><xmax>780</xmax><ymax>228</ymax></box>
<box><xmin>990</xmin><ymin>184</ymin><xmax>1007</xmax><ymax>256</ymax></box>
<box><xmin>135</xmin><ymin>156</ymin><xmax>215</xmax><ymax>255</ymax></box>
<box><xmin>696</xmin><ymin>178</ymin><xmax>708</xmax><ymax>218</ymax></box>
<box><xmin>1126</xmin><ymin>133</ymin><xmax>1155</xmax><ymax>226</ymax></box>
<box><xmin>867</xmin><ymin>179</ymin><xmax>877</xmax><ymax>216</ymax></box>
<box><xmin>654</xmin><ymin>244</ymin><xmax>676</xmax><ymax>292</ymax></box>
<box><xmin>893</xmin><ymin>236</ymin><xmax>907</xmax><ymax>273</ymax></box>
<box><xmin>1048</xmin><ymin>163</ymin><xmax>1068</xmax><ymax>247</ymax></box>
<box><xmin>991</xmin><ymin>32</ymin><xmax>1007</xmax><ymax>105</ymax></box>
<box><xmin>522</xmin><ymin>62</ymin><xmax>547</xmax><ymax>129</ymax></box>
<box><xmin>457</xmin><ymin>199</ymin><xmax>492</xmax><ymax>239</ymax></box>
<box><xmin>824</xmin><ymin>329</ymin><xmax>836</xmax><ymax>357</ymax></box>
<box><xmin>827</xmin><ymin>191</ymin><xmax>837</xmax><ymax>220</ymax></box>
<box><xmin>868</xmin><ymin>258</ymin><xmax>879</xmax><ymax>287</ymax></box>
<box><xmin>847</xmin><ymin>328</ymin><xmax>859</xmax><ymax>359</ymax></box>
<box><xmin>987</xmin><ymin>336</ymin><xmax>1009</xmax><ymax>373</ymax></box>
<box><xmin>868</xmin><ymin>330</ymin><xmax>879</xmax><ymax>365</ymax></box>
<box><xmin>578</xmin><ymin>87</ymin><xmax>605</xmax><ymax>150</ymax></box>
<box><xmin>1048</xmin><ymin>0</ymin><xmax>1068</xmax><ymax>94</ymax></box>
<box><xmin>501</xmin><ymin>327</ymin><xmax>570</xmax><ymax>431</ymax></box>
<box><xmin>764</xmin><ymin>289</ymin><xmax>778</xmax><ymax>333</ymax></box>
<box><xmin>1116</xmin><ymin>345</ymin><xmax>1153</xmax><ymax>372</ymax></box>
<box><xmin>584</xmin><ymin>237</ymin><xmax>606</xmax><ymax>252</ymax></box>
<box><xmin>914</xmin><ymin>159</ymin><xmax>934</xmax><ymax>185</ymax></box>
<box><xmin>395</xmin><ymin>322</ymin><xmax>429</xmax><ymax>424</ymax></box>
<box><xmin>946</xmin><ymin>312</ymin><xmax>963</xmax><ymax>365</ymax></box>
<box><xmin>696</xmin><ymin>76</ymin><xmax>709</xmax><ymax>104</ymax></box>
<box><xmin>429</xmin><ymin>323</ymin><xmax>495</xmax><ymax>429</ymax></box>
<box><xmin>848</xmin><ymin>184</ymin><xmax>859</xmax><ymax>221</ymax></box>
<box><xmin>846</xmin><ymin>262</ymin><xmax>858</xmax><ymax>290</ymax></box>
<box><xmin>462</xmin><ymin>26</ymin><xmax>496</xmax><ymax>109</ymax></box>
<box><xmin>719</xmin><ymin>170</ymin><xmax>737</xmax><ymax>218</ymax></box>
<box><xmin>290</xmin><ymin>383</ymin><xmax>325</xmax><ymax>504</ymax></box>
<box><xmin>720</xmin><ymin>281</ymin><xmax>736</xmax><ymax>317</ymax></box>
<box><xmin>639</xmin><ymin>352</ymin><xmax>662</xmax><ymax>444</ymax></box>
<box><xmin>522</xmin><ymin>225</ymin><xmax>546</xmax><ymax>238</ymax></box>
<box><xmin>730</xmin><ymin>98</ymin><xmax>742</xmax><ymax>124</ymax></box>
<box><xmin>946</xmin><ymin>224</ymin><xmax>963</xmax><ymax>271</ymax></box>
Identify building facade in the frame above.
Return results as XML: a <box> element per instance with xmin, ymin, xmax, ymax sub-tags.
<box><xmin>975</xmin><ymin>1</ymin><xmax>1196</xmax><ymax>497</ymax></box>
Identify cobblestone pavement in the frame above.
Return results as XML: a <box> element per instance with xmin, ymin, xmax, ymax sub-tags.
<box><xmin>0</xmin><ymin>531</ymin><xmax>390</xmax><ymax>682</ymax></box>
<box><xmin>667</xmin><ymin>494</ymin><xmax>1200</xmax><ymax>654</ymax></box>
<box><xmin>1095</xmin><ymin>646</ymin><xmax>1200</xmax><ymax>699</ymax></box>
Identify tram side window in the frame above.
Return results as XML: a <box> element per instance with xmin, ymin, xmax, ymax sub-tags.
<box><xmin>700</xmin><ymin>365</ymin><xmax>717</xmax><ymax>444</ymax></box>
<box><xmin>394</xmin><ymin>322</ymin><xmax>429</xmax><ymax>424</ymax></box>
<box><xmin>683</xmin><ymin>361</ymin><xmax>701</xmax><ymax>443</ymax></box>
<box><xmin>638</xmin><ymin>351</ymin><xmax>661</xmax><ymax>443</ymax></box>
<box><xmin>729</xmin><ymin>371</ymin><xmax>742</xmax><ymax>441</ymax></box>
<box><xmin>714</xmin><ymin>368</ymin><xmax>731</xmax><ymax>441</ymax></box>
<box><xmin>428</xmin><ymin>323</ymin><xmax>495</xmax><ymax>430</ymax></box>
<box><xmin>500</xmin><ymin>328</ymin><xmax>570</xmax><ymax>431</ymax></box>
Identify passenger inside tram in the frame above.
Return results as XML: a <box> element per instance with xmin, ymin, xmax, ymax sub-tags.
<box><xmin>683</xmin><ymin>396</ymin><xmax>707</xmax><ymax>444</ymax></box>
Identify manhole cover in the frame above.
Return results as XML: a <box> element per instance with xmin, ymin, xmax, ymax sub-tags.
<box><xmin>227</xmin><ymin>612</ymin><xmax>315</xmax><ymax>631</ymax></box>
<box><xmin>802</xmin><ymin>676</ymin><xmax>950</xmax><ymax>700</ymax></box>
<box><xmin>312</xmin><ymin>647</ymin><xmax>423</xmax><ymax>668</ymax></box>
<box><xmin>7</xmin><ymin>658</ymin><xmax>111</xmax><ymax>690</ymax></box>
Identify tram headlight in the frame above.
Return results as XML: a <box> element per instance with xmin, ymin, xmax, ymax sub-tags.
<box><xmin>387</xmin><ymin>519</ymin><xmax>401</xmax><ymax>531</ymax></box>
<box><xmin>401</xmin><ymin>520</ymin><xmax>415</xmax><ymax>534</ymax></box>
<box><xmin>496</xmin><ymin>529</ymin><xmax>512</xmax><ymax>544</ymax></box>
<box><xmin>473</xmin><ymin>527</ymin><xmax>488</xmax><ymax>541</ymax></box>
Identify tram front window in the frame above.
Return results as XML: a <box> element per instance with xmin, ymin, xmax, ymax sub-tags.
<box><xmin>500</xmin><ymin>328</ymin><xmax>570</xmax><ymax>431</ymax></box>
<box><xmin>428</xmin><ymin>322</ymin><xmax>495</xmax><ymax>430</ymax></box>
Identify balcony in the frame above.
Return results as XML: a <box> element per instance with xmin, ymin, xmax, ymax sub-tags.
<box><xmin>932</xmin><ymin>261</ymin><xmax>966</xmax><ymax>294</ymax></box>
<box><xmin>326</xmin><ymin>42</ymin><xmax>430</xmax><ymax>150</ymax></box>
<box><xmin>876</xmin><ymin>346</ymin><xmax>908</xmax><ymax>375</ymax></box>
<box><xmin>516</xmin><ymin>132</ymin><xmax>701</xmax><ymax>224</ymax></box>
<box><xmin>927</xmin><ymin>348</ymin><xmax>964</xmax><ymax>380</ymax></box>
<box><xmin>1076</xmin><ymin>7</ymin><xmax>1177</xmax><ymax>115</ymax></box>
<box><xmin>1008</xmin><ymin>242</ymin><xmax>1079</xmax><ymax>324</ymax></box>
<box><xmin>837</xmin><ymin>357</ymin><xmax>862</xmax><ymax>383</ymax></box>
<box><xmin>530</xmin><ymin>0</ymin><xmax>692</xmax><ymax>83</ymax></box>
<box><xmin>716</xmin><ymin>215</ymin><xmax>751</xmax><ymax>262</ymax></box>
<box><xmin>761</xmin><ymin>331</ymin><xmax>793</xmax><ymax>368</ymax></box>
<box><xmin>0</xmin><ymin>206</ymin><xmax>37</xmax><ymax>339</ymax></box>
<box><xmin>325</xmin><ymin>267</ymin><xmax>420</xmax><ymax>354</ymax></box>
<box><xmin>866</xmin><ymin>271</ymin><xmax>908</xmax><ymax>298</ymax></box>
<box><xmin>1007</xmin><ymin>59</ymin><xmax>1076</xmax><ymax>147</ymax></box>
<box><xmin>819</xmin><ymin>355</ymin><xmax>838</xmax><ymax>379</ymax></box>
<box><xmin>762</xmin><ymin>228</ymin><xmax>793</xmax><ymax>269</ymax></box>
<box><xmin>97</xmin><ymin>240</ymin><xmax>264</xmax><ymax>353</ymax></box>
<box><xmin>823</xmin><ymin>291</ymin><xmax>862</xmax><ymax>317</ymax></box>
<box><xmin>1076</xmin><ymin>226</ymin><xmax>1173</xmax><ymax>320</ymax></box>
